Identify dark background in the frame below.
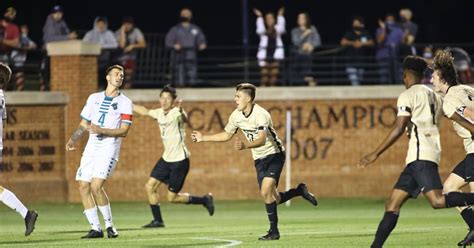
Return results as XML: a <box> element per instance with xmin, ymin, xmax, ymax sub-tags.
<box><xmin>4</xmin><ymin>0</ymin><xmax>474</xmax><ymax>46</ymax></box>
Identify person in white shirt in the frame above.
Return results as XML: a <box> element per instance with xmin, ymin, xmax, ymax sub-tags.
<box><xmin>66</xmin><ymin>65</ymin><xmax>133</xmax><ymax>239</ymax></box>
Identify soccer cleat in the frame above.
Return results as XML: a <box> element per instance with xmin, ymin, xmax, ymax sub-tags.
<box><xmin>24</xmin><ymin>210</ymin><xmax>38</xmax><ymax>236</ymax></box>
<box><xmin>81</xmin><ymin>229</ymin><xmax>104</xmax><ymax>239</ymax></box>
<box><xmin>298</xmin><ymin>183</ymin><xmax>318</xmax><ymax>206</ymax></box>
<box><xmin>203</xmin><ymin>193</ymin><xmax>214</xmax><ymax>216</ymax></box>
<box><xmin>258</xmin><ymin>229</ymin><xmax>280</xmax><ymax>240</ymax></box>
<box><xmin>106</xmin><ymin>227</ymin><xmax>118</xmax><ymax>238</ymax></box>
<box><xmin>458</xmin><ymin>229</ymin><xmax>474</xmax><ymax>247</ymax></box>
<box><xmin>142</xmin><ymin>220</ymin><xmax>165</xmax><ymax>228</ymax></box>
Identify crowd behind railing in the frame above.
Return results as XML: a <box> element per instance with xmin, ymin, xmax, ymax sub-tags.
<box><xmin>0</xmin><ymin>5</ymin><xmax>473</xmax><ymax>90</ymax></box>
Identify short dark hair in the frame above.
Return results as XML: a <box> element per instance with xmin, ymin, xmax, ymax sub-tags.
<box><xmin>0</xmin><ymin>62</ymin><xmax>12</xmax><ymax>87</ymax></box>
<box><xmin>353</xmin><ymin>15</ymin><xmax>365</xmax><ymax>25</ymax></box>
<box><xmin>122</xmin><ymin>16</ymin><xmax>134</xmax><ymax>24</ymax></box>
<box><xmin>431</xmin><ymin>49</ymin><xmax>459</xmax><ymax>86</ymax></box>
<box><xmin>403</xmin><ymin>55</ymin><xmax>427</xmax><ymax>79</ymax></box>
<box><xmin>160</xmin><ymin>84</ymin><xmax>177</xmax><ymax>99</ymax></box>
<box><xmin>236</xmin><ymin>83</ymin><xmax>256</xmax><ymax>101</ymax></box>
<box><xmin>105</xmin><ymin>65</ymin><xmax>124</xmax><ymax>76</ymax></box>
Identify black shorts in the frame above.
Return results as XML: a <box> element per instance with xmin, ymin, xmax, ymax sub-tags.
<box><xmin>452</xmin><ymin>154</ymin><xmax>474</xmax><ymax>182</ymax></box>
<box><xmin>254</xmin><ymin>152</ymin><xmax>285</xmax><ymax>188</ymax></box>
<box><xmin>394</xmin><ymin>160</ymin><xmax>443</xmax><ymax>198</ymax></box>
<box><xmin>150</xmin><ymin>158</ymin><xmax>189</xmax><ymax>193</ymax></box>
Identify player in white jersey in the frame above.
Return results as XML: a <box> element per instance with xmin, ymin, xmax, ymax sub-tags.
<box><xmin>133</xmin><ymin>85</ymin><xmax>214</xmax><ymax>228</ymax></box>
<box><xmin>66</xmin><ymin>65</ymin><xmax>133</xmax><ymax>239</ymax></box>
<box><xmin>430</xmin><ymin>50</ymin><xmax>474</xmax><ymax>247</ymax></box>
<box><xmin>0</xmin><ymin>63</ymin><xmax>38</xmax><ymax>236</ymax></box>
<box><xmin>191</xmin><ymin>83</ymin><xmax>318</xmax><ymax>241</ymax></box>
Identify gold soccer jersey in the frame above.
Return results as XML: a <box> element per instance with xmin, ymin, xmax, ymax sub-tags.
<box><xmin>148</xmin><ymin>107</ymin><xmax>190</xmax><ymax>162</ymax></box>
<box><xmin>397</xmin><ymin>84</ymin><xmax>443</xmax><ymax>165</ymax></box>
<box><xmin>224</xmin><ymin>104</ymin><xmax>284</xmax><ymax>160</ymax></box>
<box><xmin>443</xmin><ymin>84</ymin><xmax>474</xmax><ymax>154</ymax></box>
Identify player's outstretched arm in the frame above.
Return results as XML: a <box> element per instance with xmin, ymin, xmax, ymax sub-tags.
<box><xmin>191</xmin><ymin>130</ymin><xmax>233</xmax><ymax>143</ymax></box>
<box><xmin>66</xmin><ymin>119</ymin><xmax>89</xmax><ymax>151</ymax></box>
<box><xmin>91</xmin><ymin>123</ymin><xmax>131</xmax><ymax>138</ymax></box>
<box><xmin>177</xmin><ymin>99</ymin><xmax>188</xmax><ymax>123</ymax></box>
<box><xmin>357</xmin><ymin>116</ymin><xmax>410</xmax><ymax>168</ymax></box>
<box><xmin>133</xmin><ymin>104</ymin><xmax>151</xmax><ymax>117</ymax></box>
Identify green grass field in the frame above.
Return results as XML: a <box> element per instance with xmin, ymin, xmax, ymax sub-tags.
<box><xmin>0</xmin><ymin>198</ymin><xmax>469</xmax><ymax>247</ymax></box>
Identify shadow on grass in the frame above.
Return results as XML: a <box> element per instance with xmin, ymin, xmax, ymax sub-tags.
<box><xmin>138</xmin><ymin>242</ymin><xmax>225</xmax><ymax>247</ymax></box>
<box><xmin>0</xmin><ymin>238</ymin><xmax>72</xmax><ymax>245</ymax></box>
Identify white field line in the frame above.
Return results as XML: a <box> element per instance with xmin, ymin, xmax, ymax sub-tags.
<box><xmin>0</xmin><ymin>225</ymin><xmax>463</xmax><ymax>247</ymax></box>
<box><xmin>193</xmin><ymin>237</ymin><xmax>243</xmax><ymax>247</ymax></box>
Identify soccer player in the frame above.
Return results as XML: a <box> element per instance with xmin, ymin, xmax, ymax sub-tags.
<box><xmin>0</xmin><ymin>62</ymin><xmax>38</xmax><ymax>236</ymax></box>
<box><xmin>430</xmin><ymin>50</ymin><xmax>474</xmax><ymax>247</ymax></box>
<box><xmin>66</xmin><ymin>65</ymin><xmax>133</xmax><ymax>239</ymax></box>
<box><xmin>358</xmin><ymin>55</ymin><xmax>474</xmax><ymax>248</ymax></box>
<box><xmin>191</xmin><ymin>83</ymin><xmax>318</xmax><ymax>240</ymax></box>
<box><xmin>133</xmin><ymin>85</ymin><xmax>214</xmax><ymax>228</ymax></box>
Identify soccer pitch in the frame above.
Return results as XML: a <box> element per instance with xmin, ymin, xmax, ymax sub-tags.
<box><xmin>0</xmin><ymin>198</ymin><xmax>467</xmax><ymax>247</ymax></box>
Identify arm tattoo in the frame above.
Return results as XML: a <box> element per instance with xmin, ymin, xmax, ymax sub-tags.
<box><xmin>70</xmin><ymin>125</ymin><xmax>86</xmax><ymax>143</ymax></box>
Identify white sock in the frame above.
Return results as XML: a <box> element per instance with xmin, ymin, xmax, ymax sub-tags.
<box><xmin>83</xmin><ymin>207</ymin><xmax>102</xmax><ymax>231</ymax></box>
<box><xmin>98</xmin><ymin>204</ymin><xmax>114</xmax><ymax>228</ymax></box>
<box><xmin>0</xmin><ymin>189</ymin><xmax>28</xmax><ymax>218</ymax></box>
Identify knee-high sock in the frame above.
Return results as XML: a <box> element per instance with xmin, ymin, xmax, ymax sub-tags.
<box><xmin>371</xmin><ymin>211</ymin><xmax>399</xmax><ymax>248</ymax></box>
<box><xmin>279</xmin><ymin>187</ymin><xmax>302</xmax><ymax>204</ymax></box>
<box><xmin>461</xmin><ymin>207</ymin><xmax>474</xmax><ymax>230</ymax></box>
<box><xmin>98</xmin><ymin>204</ymin><xmax>114</xmax><ymax>229</ymax></box>
<box><xmin>150</xmin><ymin>204</ymin><xmax>163</xmax><ymax>222</ymax></box>
<box><xmin>84</xmin><ymin>207</ymin><xmax>101</xmax><ymax>231</ymax></box>
<box><xmin>265</xmin><ymin>202</ymin><xmax>278</xmax><ymax>231</ymax></box>
<box><xmin>0</xmin><ymin>189</ymin><xmax>28</xmax><ymax>218</ymax></box>
<box><xmin>445</xmin><ymin>192</ymin><xmax>474</xmax><ymax>207</ymax></box>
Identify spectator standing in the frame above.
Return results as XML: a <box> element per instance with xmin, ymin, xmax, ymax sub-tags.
<box><xmin>165</xmin><ymin>8</ymin><xmax>207</xmax><ymax>87</ymax></box>
<box><xmin>42</xmin><ymin>5</ymin><xmax>77</xmax><ymax>91</ymax></box>
<box><xmin>0</xmin><ymin>7</ymin><xmax>19</xmax><ymax>64</ymax></box>
<box><xmin>375</xmin><ymin>14</ymin><xmax>403</xmax><ymax>84</ymax></box>
<box><xmin>115</xmin><ymin>17</ymin><xmax>146</xmax><ymax>89</ymax></box>
<box><xmin>340</xmin><ymin>16</ymin><xmax>374</xmax><ymax>86</ymax></box>
<box><xmin>399</xmin><ymin>8</ymin><xmax>418</xmax><ymax>56</ymax></box>
<box><xmin>254</xmin><ymin>7</ymin><xmax>286</xmax><ymax>87</ymax></box>
<box><xmin>83</xmin><ymin>16</ymin><xmax>118</xmax><ymax>89</ymax></box>
<box><xmin>290</xmin><ymin>12</ymin><xmax>320</xmax><ymax>86</ymax></box>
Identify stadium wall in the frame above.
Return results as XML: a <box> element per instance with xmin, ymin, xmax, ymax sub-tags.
<box><xmin>0</xmin><ymin>86</ymin><xmax>465</xmax><ymax>203</ymax></box>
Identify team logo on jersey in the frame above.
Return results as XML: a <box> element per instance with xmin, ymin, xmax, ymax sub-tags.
<box><xmin>112</xmin><ymin>103</ymin><xmax>118</xmax><ymax>110</ymax></box>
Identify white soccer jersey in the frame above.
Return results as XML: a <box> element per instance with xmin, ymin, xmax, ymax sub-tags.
<box><xmin>80</xmin><ymin>91</ymin><xmax>133</xmax><ymax>160</ymax></box>
<box><xmin>225</xmin><ymin>104</ymin><xmax>284</xmax><ymax>160</ymax></box>
<box><xmin>148</xmin><ymin>107</ymin><xmax>190</xmax><ymax>162</ymax></box>
<box><xmin>0</xmin><ymin>90</ymin><xmax>6</xmax><ymax>151</ymax></box>
<box><xmin>443</xmin><ymin>84</ymin><xmax>474</xmax><ymax>154</ymax></box>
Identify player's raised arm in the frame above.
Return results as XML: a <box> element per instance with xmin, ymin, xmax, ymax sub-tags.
<box><xmin>66</xmin><ymin>119</ymin><xmax>90</xmax><ymax>151</ymax></box>
<box><xmin>191</xmin><ymin>130</ymin><xmax>234</xmax><ymax>143</ymax></box>
<box><xmin>358</xmin><ymin>116</ymin><xmax>410</xmax><ymax>168</ymax></box>
<box><xmin>176</xmin><ymin>99</ymin><xmax>188</xmax><ymax>123</ymax></box>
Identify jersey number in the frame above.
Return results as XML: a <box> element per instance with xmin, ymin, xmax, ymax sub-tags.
<box><xmin>98</xmin><ymin>113</ymin><xmax>106</xmax><ymax>127</ymax></box>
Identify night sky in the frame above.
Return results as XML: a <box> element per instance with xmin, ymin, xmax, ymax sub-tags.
<box><xmin>4</xmin><ymin>0</ymin><xmax>474</xmax><ymax>47</ymax></box>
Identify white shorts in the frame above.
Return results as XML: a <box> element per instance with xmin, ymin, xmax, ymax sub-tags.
<box><xmin>75</xmin><ymin>154</ymin><xmax>118</xmax><ymax>182</ymax></box>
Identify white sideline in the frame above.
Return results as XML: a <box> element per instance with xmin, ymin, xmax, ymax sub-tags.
<box><xmin>193</xmin><ymin>237</ymin><xmax>243</xmax><ymax>247</ymax></box>
<box><xmin>0</xmin><ymin>226</ymin><xmax>462</xmax><ymax>247</ymax></box>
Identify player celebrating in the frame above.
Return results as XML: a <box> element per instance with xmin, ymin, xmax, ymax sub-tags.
<box><xmin>66</xmin><ymin>65</ymin><xmax>133</xmax><ymax>239</ymax></box>
<box><xmin>0</xmin><ymin>62</ymin><xmax>38</xmax><ymax>236</ymax></box>
<box><xmin>191</xmin><ymin>83</ymin><xmax>318</xmax><ymax>241</ymax></box>
<box><xmin>133</xmin><ymin>85</ymin><xmax>214</xmax><ymax>228</ymax></box>
<box><xmin>430</xmin><ymin>50</ymin><xmax>474</xmax><ymax>247</ymax></box>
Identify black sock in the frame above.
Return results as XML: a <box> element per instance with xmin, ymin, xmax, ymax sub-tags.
<box><xmin>188</xmin><ymin>195</ymin><xmax>207</xmax><ymax>205</ymax></box>
<box><xmin>445</xmin><ymin>192</ymin><xmax>474</xmax><ymax>207</ymax></box>
<box><xmin>265</xmin><ymin>202</ymin><xmax>278</xmax><ymax>232</ymax></box>
<box><xmin>371</xmin><ymin>211</ymin><xmax>399</xmax><ymax>248</ymax></box>
<box><xmin>150</xmin><ymin>204</ymin><xmax>163</xmax><ymax>222</ymax></box>
<box><xmin>279</xmin><ymin>187</ymin><xmax>302</xmax><ymax>204</ymax></box>
<box><xmin>461</xmin><ymin>207</ymin><xmax>474</xmax><ymax>230</ymax></box>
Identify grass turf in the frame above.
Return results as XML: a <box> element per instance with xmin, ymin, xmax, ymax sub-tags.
<box><xmin>0</xmin><ymin>198</ymin><xmax>468</xmax><ymax>247</ymax></box>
